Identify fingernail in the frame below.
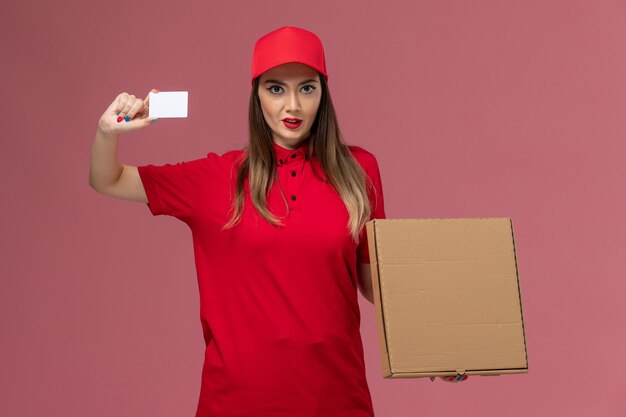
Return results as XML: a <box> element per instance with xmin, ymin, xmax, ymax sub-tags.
<box><xmin>116</xmin><ymin>111</ymin><xmax>120</xmax><ymax>115</ymax></box>
<box><xmin>151</xmin><ymin>117</ymin><xmax>158</xmax><ymax>123</ymax></box>
<box><xmin>117</xmin><ymin>116</ymin><xmax>123</xmax><ymax>123</ymax></box>
<box><xmin>124</xmin><ymin>115</ymin><xmax>130</xmax><ymax>122</ymax></box>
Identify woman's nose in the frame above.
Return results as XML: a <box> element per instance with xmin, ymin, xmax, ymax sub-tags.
<box><xmin>285</xmin><ymin>92</ymin><xmax>301</xmax><ymax>111</ymax></box>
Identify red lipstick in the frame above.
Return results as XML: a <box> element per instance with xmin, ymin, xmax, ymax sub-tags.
<box><xmin>282</xmin><ymin>118</ymin><xmax>302</xmax><ymax>129</ymax></box>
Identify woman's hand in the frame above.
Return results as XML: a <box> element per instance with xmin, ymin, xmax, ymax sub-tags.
<box><xmin>429</xmin><ymin>375</ymin><xmax>469</xmax><ymax>383</ymax></box>
<box><xmin>98</xmin><ymin>89</ymin><xmax>159</xmax><ymax>135</ymax></box>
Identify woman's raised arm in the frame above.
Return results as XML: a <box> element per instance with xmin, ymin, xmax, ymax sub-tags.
<box><xmin>89</xmin><ymin>90</ymin><xmax>158</xmax><ymax>202</ymax></box>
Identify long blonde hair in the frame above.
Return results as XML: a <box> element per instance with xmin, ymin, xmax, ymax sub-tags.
<box><xmin>222</xmin><ymin>74</ymin><xmax>374</xmax><ymax>244</ymax></box>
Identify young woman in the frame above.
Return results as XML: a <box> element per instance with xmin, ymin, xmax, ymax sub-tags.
<box><xmin>89</xmin><ymin>25</ymin><xmax>463</xmax><ymax>417</ymax></box>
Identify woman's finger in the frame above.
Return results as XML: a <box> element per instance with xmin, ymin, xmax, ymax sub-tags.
<box><xmin>119</xmin><ymin>95</ymin><xmax>136</xmax><ymax>122</ymax></box>
<box><xmin>438</xmin><ymin>375</ymin><xmax>468</xmax><ymax>383</ymax></box>
<box><xmin>144</xmin><ymin>88</ymin><xmax>159</xmax><ymax>107</ymax></box>
<box><xmin>429</xmin><ymin>375</ymin><xmax>468</xmax><ymax>383</ymax></box>
<box><xmin>115</xmin><ymin>92</ymin><xmax>130</xmax><ymax>117</ymax></box>
<box><xmin>125</xmin><ymin>99</ymin><xmax>145</xmax><ymax>122</ymax></box>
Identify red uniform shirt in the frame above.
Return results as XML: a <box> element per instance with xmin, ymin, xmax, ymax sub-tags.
<box><xmin>137</xmin><ymin>138</ymin><xmax>386</xmax><ymax>417</ymax></box>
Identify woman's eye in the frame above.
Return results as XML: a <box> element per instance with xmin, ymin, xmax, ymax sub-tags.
<box><xmin>267</xmin><ymin>85</ymin><xmax>316</xmax><ymax>94</ymax></box>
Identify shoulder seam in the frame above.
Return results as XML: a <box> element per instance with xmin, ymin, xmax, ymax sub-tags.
<box><xmin>207</xmin><ymin>149</ymin><xmax>245</xmax><ymax>158</ymax></box>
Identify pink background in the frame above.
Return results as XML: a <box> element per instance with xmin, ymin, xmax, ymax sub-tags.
<box><xmin>2</xmin><ymin>1</ymin><xmax>625</xmax><ymax>416</ymax></box>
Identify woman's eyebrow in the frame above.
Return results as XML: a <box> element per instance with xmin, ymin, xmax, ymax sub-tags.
<box><xmin>264</xmin><ymin>79</ymin><xmax>318</xmax><ymax>86</ymax></box>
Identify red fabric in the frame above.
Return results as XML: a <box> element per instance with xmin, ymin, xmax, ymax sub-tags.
<box><xmin>137</xmin><ymin>139</ymin><xmax>386</xmax><ymax>417</ymax></box>
<box><xmin>251</xmin><ymin>26</ymin><xmax>328</xmax><ymax>85</ymax></box>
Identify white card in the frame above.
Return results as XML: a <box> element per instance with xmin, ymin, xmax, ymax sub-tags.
<box><xmin>149</xmin><ymin>91</ymin><xmax>188</xmax><ymax>118</ymax></box>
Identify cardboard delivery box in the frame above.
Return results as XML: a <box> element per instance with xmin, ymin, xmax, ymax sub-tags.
<box><xmin>365</xmin><ymin>217</ymin><xmax>528</xmax><ymax>379</ymax></box>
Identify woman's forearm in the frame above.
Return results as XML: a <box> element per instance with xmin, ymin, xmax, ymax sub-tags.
<box><xmin>89</xmin><ymin>128</ymin><xmax>123</xmax><ymax>192</ymax></box>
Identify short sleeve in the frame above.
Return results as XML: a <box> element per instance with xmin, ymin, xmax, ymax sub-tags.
<box><xmin>137</xmin><ymin>156</ymin><xmax>210</xmax><ymax>221</ymax></box>
<box><xmin>356</xmin><ymin>152</ymin><xmax>386</xmax><ymax>264</ymax></box>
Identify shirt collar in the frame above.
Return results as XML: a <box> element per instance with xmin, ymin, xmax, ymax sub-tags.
<box><xmin>273</xmin><ymin>137</ymin><xmax>311</xmax><ymax>167</ymax></box>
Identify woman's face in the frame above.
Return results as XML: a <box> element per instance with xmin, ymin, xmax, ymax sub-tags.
<box><xmin>258</xmin><ymin>62</ymin><xmax>321</xmax><ymax>150</ymax></box>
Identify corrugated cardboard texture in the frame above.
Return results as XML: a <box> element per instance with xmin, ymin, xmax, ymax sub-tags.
<box><xmin>366</xmin><ymin>218</ymin><xmax>528</xmax><ymax>378</ymax></box>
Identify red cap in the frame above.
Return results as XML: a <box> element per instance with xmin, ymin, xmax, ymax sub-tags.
<box><xmin>251</xmin><ymin>26</ymin><xmax>328</xmax><ymax>86</ymax></box>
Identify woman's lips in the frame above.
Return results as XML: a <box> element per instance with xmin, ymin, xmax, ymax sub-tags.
<box><xmin>282</xmin><ymin>119</ymin><xmax>302</xmax><ymax>129</ymax></box>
